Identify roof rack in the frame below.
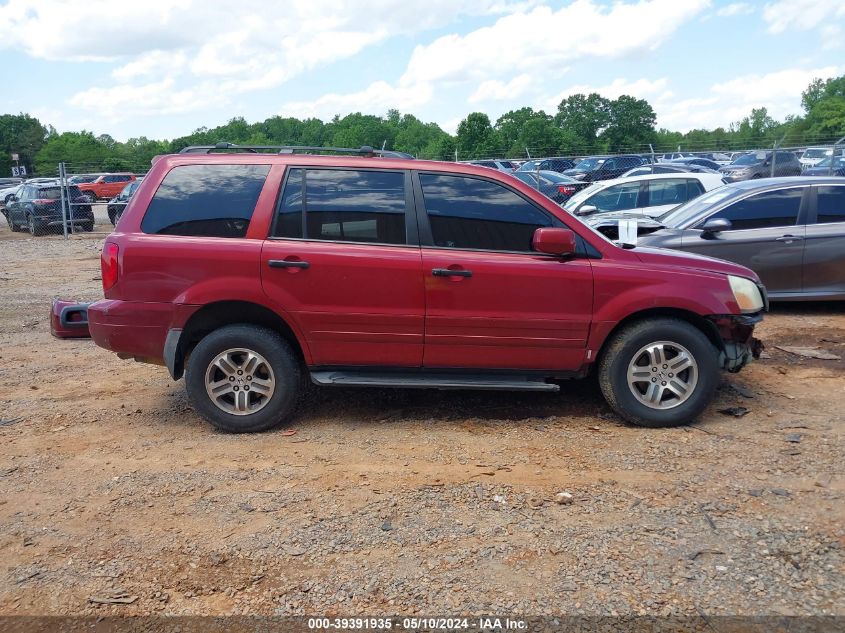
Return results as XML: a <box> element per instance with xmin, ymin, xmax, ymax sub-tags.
<box><xmin>178</xmin><ymin>142</ymin><xmax>414</xmax><ymax>159</ymax></box>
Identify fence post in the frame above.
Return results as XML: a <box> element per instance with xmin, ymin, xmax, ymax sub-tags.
<box><xmin>58</xmin><ymin>162</ymin><xmax>69</xmax><ymax>240</ymax></box>
<box><xmin>770</xmin><ymin>140</ymin><xmax>778</xmax><ymax>178</ymax></box>
<box><xmin>830</xmin><ymin>135</ymin><xmax>845</xmax><ymax>176</ymax></box>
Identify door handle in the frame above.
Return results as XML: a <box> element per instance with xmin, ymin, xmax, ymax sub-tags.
<box><xmin>268</xmin><ymin>259</ymin><xmax>310</xmax><ymax>269</ymax></box>
<box><xmin>432</xmin><ymin>268</ymin><xmax>472</xmax><ymax>278</ymax></box>
<box><xmin>775</xmin><ymin>235</ymin><xmax>803</xmax><ymax>243</ymax></box>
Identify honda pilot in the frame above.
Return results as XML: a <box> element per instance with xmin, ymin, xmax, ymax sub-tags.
<box><xmin>88</xmin><ymin>144</ymin><xmax>765</xmax><ymax>433</ymax></box>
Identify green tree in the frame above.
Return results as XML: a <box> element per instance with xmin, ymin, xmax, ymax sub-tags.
<box><xmin>554</xmin><ymin>93</ymin><xmax>611</xmax><ymax>153</ymax></box>
<box><xmin>601</xmin><ymin>95</ymin><xmax>657</xmax><ymax>152</ymax></box>
<box><xmin>0</xmin><ymin>113</ymin><xmax>47</xmax><ymax>177</ymax></box>
<box><xmin>456</xmin><ymin>112</ymin><xmax>501</xmax><ymax>160</ymax></box>
<box><xmin>33</xmin><ymin>131</ymin><xmax>110</xmax><ymax>174</ymax></box>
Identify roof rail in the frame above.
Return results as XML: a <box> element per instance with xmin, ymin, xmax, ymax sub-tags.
<box><xmin>178</xmin><ymin>142</ymin><xmax>415</xmax><ymax>159</ymax></box>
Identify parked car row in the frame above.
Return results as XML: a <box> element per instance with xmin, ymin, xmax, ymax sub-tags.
<box><xmin>581</xmin><ymin>177</ymin><xmax>845</xmax><ymax>301</ymax></box>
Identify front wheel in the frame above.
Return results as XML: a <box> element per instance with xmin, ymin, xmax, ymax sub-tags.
<box><xmin>185</xmin><ymin>324</ymin><xmax>302</xmax><ymax>433</ymax></box>
<box><xmin>598</xmin><ymin>318</ymin><xmax>719</xmax><ymax>427</ymax></box>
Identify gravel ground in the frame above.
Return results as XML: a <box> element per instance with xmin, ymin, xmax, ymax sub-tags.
<box><xmin>0</xmin><ymin>221</ymin><xmax>842</xmax><ymax>620</ymax></box>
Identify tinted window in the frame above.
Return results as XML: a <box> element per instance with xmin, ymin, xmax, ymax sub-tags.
<box><xmin>704</xmin><ymin>188</ymin><xmax>803</xmax><ymax>230</ymax></box>
<box><xmin>816</xmin><ymin>186</ymin><xmax>845</xmax><ymax>224</ymax></box>
<box><xmin>141</xmin><ymin>164</ymin><xmax>270</xmax><ymax>238</ymax></box>
<box><xmin>646</xmin><ymin>179</ymin><xmax>689</xmax><ymax>207</ymax></box>
<box><xmin>587</xmin><ymin>181</ymin><xmax>641</xmax><ymax>212</ymax></box>
<box><xmin>686</xmin><ymin>179</ymin><xmax>705</xmax><ymax>199</ymax></box>
<box><xmin>419</xmin><ymin>174</ymin><xmax>553</xmax><ymax>252</ymax></box>
<box><xmin>274</xmin><ymin>169</ymin><xmax>406</xmax><ymax>245</ymax></box>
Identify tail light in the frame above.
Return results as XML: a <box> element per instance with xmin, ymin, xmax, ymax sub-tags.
<box><xmin>558</xmin><ymin>185</ymin><xmax>575</xmax><ymax>195</ymax></box>
<box><xmin>101</xmin><ymin>242</ymin><xmax>119</xmax><ymax>291</ymax></box>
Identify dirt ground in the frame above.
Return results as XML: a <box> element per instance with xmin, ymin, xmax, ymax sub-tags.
<box><xmin>0</xmin><ymin>210</ymin><xmax>843</xmax><ymax>619</ymax></box>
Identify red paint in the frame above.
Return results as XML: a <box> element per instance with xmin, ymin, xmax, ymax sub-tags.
<box><xmin>88</xmin><ymin>153</ymin><xmax>762</xmax><ymax>378</ymax></box>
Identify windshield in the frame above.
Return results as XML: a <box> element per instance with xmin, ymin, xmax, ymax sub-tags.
<box><xmin>804</xmin><ymin>148</ymin><xmax>831</xmax><ymax>159</ymax></box>
<box><xmin>732</xmin><ymin>152</ymin><xmax>765</xmax><ymax>166</ymax></box>
<box><xmin>517</xmin><ymin>160</ymin><xmax>538</xmax><ymax>172</ymax></box>
<box><xmin>658</xmin><ymin>186</ymin><xmax>737</xmax><ymax>227</ymax></box>
<box><xmin>573</xmin><ymin>157</ymin><xmax>605</xmax><ymax>170</ymax></box>
<box><xmin>562</xmin><ymin>182</ymin><xmax>603</xmax><ymax>209</ymax></box>
<box><xmin>815</xmin><ymin>156</ymin><xmax>845</xmax><ymax>168</ymax></box>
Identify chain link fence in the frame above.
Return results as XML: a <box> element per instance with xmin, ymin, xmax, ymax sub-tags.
<box><xmin>0</xmin><ymin>162</ymin><xmax>146</xmax><ymax>238</ymax></box>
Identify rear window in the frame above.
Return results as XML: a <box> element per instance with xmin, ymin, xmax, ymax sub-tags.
<box><xmin>35</xmin><ymin>187</ymin><xmax>62</xmax><ymax>200</ymax></box>
<box><xmin>141</xmin><ymin>164</ymin><xmax>270</xmax><ymax>238</ymax></box>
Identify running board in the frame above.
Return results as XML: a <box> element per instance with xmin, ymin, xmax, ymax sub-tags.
<box><xmin>310</xmin><ymin>371</ymin><xmax>560</xmax><ymax>392</ymax></box>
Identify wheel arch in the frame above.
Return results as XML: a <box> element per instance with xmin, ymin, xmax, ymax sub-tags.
<box><xmin>594</xmin><ymin>307</ymin><xmax>722</xmax><ymax>371</ymax></box>
<box><xmin>170</xmin><ymin>300</ymin><xmax>309</xmax><ymax>380</ymax></box>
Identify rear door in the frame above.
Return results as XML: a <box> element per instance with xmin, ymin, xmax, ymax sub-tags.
<box><xmin>641</xmin><ymin>178</ymin><xmax>697</xmax><ymax>217</ymax></box>
<box><xmin>261</xmin><ymin>168</ymin><xmax>424</xmax><ymax>367</ymax></box>
<box><xmin>681</xmin><ymin>185</ymin><xmax>808</xmax><ymax>294</ymax></box>
<box><xmin>414</xmin><ymin>172</ymin><xmax>593</xmax><ymax>371</ymax></box>
<box><xmin>803</xmin><ymin>185</ymin><xmax>845</xmax><ymax>297</ymax></box>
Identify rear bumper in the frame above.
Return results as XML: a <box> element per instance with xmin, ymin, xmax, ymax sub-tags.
<box><xmin>88</xmin><ymin>299</ymin><xmax>173</xmax><ymax>364</ymax></box>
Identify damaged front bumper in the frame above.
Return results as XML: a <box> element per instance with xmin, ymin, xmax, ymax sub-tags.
<box><xmin>707</xmin><ymin>313</ymin><xmax>764</xmax><ymax>373</ymax></box>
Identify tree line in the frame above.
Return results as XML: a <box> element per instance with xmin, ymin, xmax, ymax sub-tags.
<box><xmin>1</xmin><ymin>74</ymin><xmax>843</xmax><ymax>177</ymax></box>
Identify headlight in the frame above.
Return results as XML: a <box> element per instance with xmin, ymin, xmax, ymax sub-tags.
<box><xmin>728</xmin><ymin>275</ymin><xmax>764</xmax><ymax>312</ymax></box>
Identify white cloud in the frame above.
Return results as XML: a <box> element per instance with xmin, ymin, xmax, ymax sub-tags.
<box><xmin>543</xmin><ymin>77</ymin><xmax>673</xmax><ymax>112</ymax></box>
<box><xmin>279</xmin><ymin>81</ymin><xmax>434</xmax><ymax>121</ymax></box>
<box><xmin>0</xmin><ymin>0</ymin><xmax>531</xmax><ymax>122</ymax></box>
<box><xmin>716</xmin><ymin>3</ymin><xmax>753</xmax><ymax>17</ymax></box>
<box><xmin>469</xmin><ymin>75</ymin><xmax>535</xmax><ymax>104</ymax></box>
<box><xmin>657</xmin><ymin>66</ymin><xmax>843</xmax><ymax>131</ymax></box>
<box><xmin>400</xmin><ymin>0</ymin><xmax>710</xmax><ymax>87</ymax></box>
<box><xmin>69</xmin><ymin>79</ymin><xmax>213</xmax><ymax>121</ymax></box>
<box><xmin>762</xmin><ymin>0</ymin><xmax>845</xmax><ymax>34</ymax></box>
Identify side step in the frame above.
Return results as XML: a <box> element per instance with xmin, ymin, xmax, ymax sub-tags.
<box><xmin>310</xmin><ymin>371</ymin><xmax>559</xmax><ymax>392</ymax></box>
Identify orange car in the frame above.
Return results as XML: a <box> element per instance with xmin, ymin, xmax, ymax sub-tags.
<box><xmin>77</xmin><ymin>173</ymin><xmax>136</xmax><ymax>201</ymax></box>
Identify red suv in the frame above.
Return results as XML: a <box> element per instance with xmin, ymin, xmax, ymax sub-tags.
<box><xmin>88</xmin><ymin>145</ymin><xmax>765</xmax><ymax>433</ymax></box>
<box><xmin>77</xmin><ymin>173</ymin><xmax>136</xmax><ymax>201</ymax></box>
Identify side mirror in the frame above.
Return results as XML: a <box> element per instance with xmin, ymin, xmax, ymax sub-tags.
<box><xmin>701</xmin><ymin>218</ymin><xmax>732</xmax><ymax>235</ymax></box>
<box><xmin>533</xmin><ymin>227</ymin><xmax>577</xmax><ymax>257</ymax></box>
<box><xmin>574</xmin><ymin>205</ymin><xmax>598</xmax><ymax>217</ymax></box>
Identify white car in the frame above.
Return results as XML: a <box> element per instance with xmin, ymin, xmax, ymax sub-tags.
<box><xmin>799</xmin><ymin>147</ymin><xmax>833</xmax><ymax>169</ymax></box>
<box><xmin>562</xmin><ymin>172</ymin><xmax>726</xmax><ymax>219</ymax></box>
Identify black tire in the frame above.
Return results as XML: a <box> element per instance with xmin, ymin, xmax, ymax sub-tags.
<box><xmin>81</xmin><ymin>222</ymin><xmax>95</xmax><ymax>232</ymax></box>
<box><xmin>598</xmin><ymin>318</ymin><xmax>719</xmax><ymax>428</ymax></box>
<box><xmin>27</xmin><ymin>213</ymin><xmax>46</xmax><ymax>236</ymax></box>
<box><xmin>184</xmin><ymin>324</ymin><xmax>302</xmax><ymax>433</ymax></box>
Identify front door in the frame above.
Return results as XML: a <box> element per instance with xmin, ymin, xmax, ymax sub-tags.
<box><xmin>261</xmin><ymin>167</ymin><xmax>424</xmax><ymax>367</ymax></box>
<box><xmin>414</xmin><ymin>172</ymin><xmax>593</xmax><ymax>371</ymax></box>
<box><xmin>681</xmin><ymin>185</ymin><xmax>808</xmax><ymax>294</ymax></box>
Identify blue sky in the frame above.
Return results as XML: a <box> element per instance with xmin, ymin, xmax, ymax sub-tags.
<box><xmin>0</xmin><ymin>0</ymin><xmax>843</xmax><ymax>141</ymax></box>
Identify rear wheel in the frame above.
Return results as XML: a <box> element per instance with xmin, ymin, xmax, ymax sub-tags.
<box><xmin>81</xmin><ymin>222</ymin><xmax>94</xmax><ymax>232</ymax></box>
<box><xmin>27</xmin><ymin>213</ymin><xmax>46</xmax><ymax>236</ymax></box>
<box><xmin>185</xmin><ymin>324</ymin><xmax>302</xmax><ymax>433</ymax></box>
<box><xmin>598</xmin><ymin>318</ymin><xmax>719</xmax><ymax>428</ymax></box>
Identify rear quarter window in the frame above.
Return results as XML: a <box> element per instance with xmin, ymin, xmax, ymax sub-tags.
<box><xmin>141</xmin><ymin>164</ymin><xmax>270</xmax><ymax>238</ymax></box>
